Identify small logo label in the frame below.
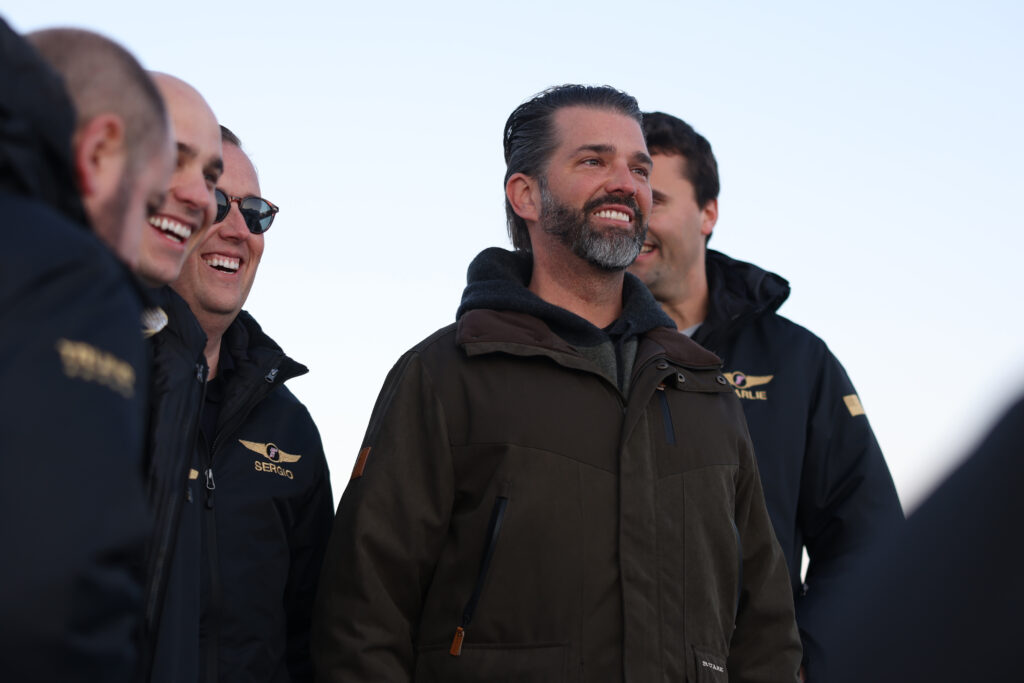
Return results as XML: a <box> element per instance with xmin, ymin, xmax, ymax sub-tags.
<box><xmin>723</xmin><ymin>370</ymin><xmax>773</xmax><ymax>401</ymax></box>
<box><xmin>701</xmin><ymin>659</ymin><xmax>726</xmax><ymax>673</ymax></box>
<box><xmin>352</xmin><ymin>446</ymin><xmax>371</xmax><ymax>480</ymax></box>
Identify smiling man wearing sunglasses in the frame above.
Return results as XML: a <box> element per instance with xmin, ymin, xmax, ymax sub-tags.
<box><xmin>168</xmin><ymin>126</ymin><xmax>333</xmax><ymax>683</ymax></box>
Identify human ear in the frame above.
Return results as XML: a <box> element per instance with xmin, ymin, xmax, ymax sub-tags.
<box><xmin>72</xmin><ymin>114</ymin><xmax>127</xmax><ymax>198</ymax></box>
<box><xmin>701</xmin><ymin>198</ymin><xmax>719</xmax><ymax>238</ymax></box>
<box><xmin>506</xmin><ymin>172</ymin><xmax>541</xmax><ymax>224</ymax></box>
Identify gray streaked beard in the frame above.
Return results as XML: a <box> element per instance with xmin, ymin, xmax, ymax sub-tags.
<box><xmin>539</xmin><ymin>182</ymin><xmax>646</xmax><ymax>272</ymax></box>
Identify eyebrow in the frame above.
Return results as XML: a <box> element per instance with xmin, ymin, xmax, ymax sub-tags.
<box><xmin>176</xmin><ymin>141</ymin><xmax>196</xmax><ymax>163</ymax></box>
<box><xmin>176</xmin><ymin>142</ymin><xmax>224</xmax><ymax>178</ymax></box>
<box><xmin>572</xmin><ymin>144</ymin><xmax>653</xmax><ymax>167</ymax></box>
<box><xmin>205</xmin><ymin>157</ymin><xmax>224</xmax><ymax>179</ymax></box>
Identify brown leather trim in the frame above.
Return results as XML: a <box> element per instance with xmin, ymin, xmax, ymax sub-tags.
<box><xmin>351</xmin><ymin>446</ymin><xmax>371</xmax><ymax>479</ymax></box>
<box><xmin>643</xmin><ymin>327</ymin><xmax>723</xmax><ymax>368</ymax></box>
<box><xmin>456</xmin><ymin>310</ymin><xmax>574</xmax><ymax>353</ymax></box>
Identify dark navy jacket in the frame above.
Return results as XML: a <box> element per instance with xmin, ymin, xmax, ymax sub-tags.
<box><xmin>143</xmin><ymin>287</ymin><xmax>208</xmax><ymax>683</ymax></box>
<box><xmin>0</xmin><ymin>17</ymin><xmax>150</xmax><ymax>683</ymax></box>
<box><xmin>692</xmin><ymin>250</ymin><xmax>904</xmax><ymax>676</ymax></box>
<box><xmin>152</xmin><ymin>311</ymin><xmax>333</xmax><ymax>683</ymax></box>
<box><xmin>815</xmin><ymin>394</ymin><xmax>1024</xmax><ymax>682</ymax></box>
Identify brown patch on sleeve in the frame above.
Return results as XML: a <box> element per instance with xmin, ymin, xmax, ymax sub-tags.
<box><xmin>351</xmin><ymin>446</ymin><xmax>371</xmax><ymax>479</ymax></box>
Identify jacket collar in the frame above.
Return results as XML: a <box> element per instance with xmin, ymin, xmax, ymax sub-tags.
<box><xmin>457</xmin><ymin>246</ymin><xmax>675</xmax><ymax>347</ymax></box>
<box><xmin>457</xmin><ymin>308</ymin><xmax>721</xmax><ymax>371</ymax></box>
<box><xmin>698</xmin><ymin>249</ymin><xmax>790</xmax><ymax>346</ymax></box>
<box><xmin>150</xmin><ymin>286</ymin><xmax>208</xmax><ymax>352</ymax></box>
<box><xmin>222</xmin><ymin>310</ymin><xmax>307</xmax><ymax>386</ymax></box>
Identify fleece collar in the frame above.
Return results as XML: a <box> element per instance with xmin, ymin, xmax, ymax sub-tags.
<box><xmin>457</xmin><ymin>247</ymin><xmax>675</xmax><ymax>346</ymax></box>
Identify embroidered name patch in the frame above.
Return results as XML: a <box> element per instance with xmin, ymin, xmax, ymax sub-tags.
<box><xmin>55</xmin><ymin>338</ymin><xmax>135</xmax><ymax>398</ymax></box>
<box><xmin>723</xmin><ymin>370</ymin><xmax>774</xmax><ymax>401</ymax></box>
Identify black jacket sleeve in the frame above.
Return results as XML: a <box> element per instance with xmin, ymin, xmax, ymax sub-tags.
<box><xmin>284</xmin><ymin>415</ymin><xmax>334</xmax><ymax>683</ymax></box>
<box><xmin>796</xmin><ymin>346</ymin><xmax>904</xmax><ymax>676</ymax></box>
<box><xmin>312</xmin><ymin>352</ymin><xmax>454</xmax><ymax>682</ymax></box>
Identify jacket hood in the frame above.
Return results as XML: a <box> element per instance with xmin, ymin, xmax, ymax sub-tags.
<box><xmin>0</xmin><ymin>18</ymin><xmax>87</xmax><ymax>226</ymax></box>
<box><xmin>457</xmin><ymin>247</ymin><xmax>675</xmax><ymax>346</ymax></box>
<box><xmin>702</xmin><ymin>249</ymin><xmax>790</xmax><ymax>337</ymax></box>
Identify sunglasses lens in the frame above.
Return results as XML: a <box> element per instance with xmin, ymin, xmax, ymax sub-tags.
<box><xmin>214</xmin><ymin>189</ymin><xmax>230</xmax><ymax>223</ymax></box>
<box><xmin>239</xmin><ymin>196</ymin><xmax>276</xmax><ymax>234</ymax></box>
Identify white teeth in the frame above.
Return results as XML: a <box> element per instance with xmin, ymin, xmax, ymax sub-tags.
<box><xmin>594</xmin><ymin>209</ymin><xmax>631</xmax><ymax>222</ymax></box>
<box><xmin>149</xmin><ymin>216</ymin><xmax>192</xmax><ymax>242</ymax></box>
<box><xmin>640</xmin><ymin>244</ymin><xmax>654</xmax><ymax>254</ymax></box>
<box><xmin>203</xmin><ymin>256</ymin><xmax>240</xmax><ymax>272</ymax></box>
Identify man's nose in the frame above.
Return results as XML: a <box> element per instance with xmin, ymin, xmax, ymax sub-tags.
<box><xmin>174</xmin><ymin>173</ymin><xmax>215</xmax><ymax>216</ymax></box>
<box><xmin>605</xmin><ymin>159</ymin><xmax>639</xmax><ymax>196</ymax></box>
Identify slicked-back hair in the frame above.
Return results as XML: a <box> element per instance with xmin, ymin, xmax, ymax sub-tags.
<box><xmin>28</xmin><ymin>28</ymin><xmax>168</xmax><ymax>171</ymax></box>
<box><xmin>641</xmin><ymin>112</ymin><xmax>719</xmax><ymax>210</ymax></box>
<box><xmin>503</xmin><ymin>84</ymin><xmax>643</xmax><ymax>251</ymax></box>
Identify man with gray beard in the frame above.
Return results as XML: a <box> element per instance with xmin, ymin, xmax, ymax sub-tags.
<box><xmin>313</xmin><ymin>84</ymin><xmax>801</xmax><ymax>682</ymax></box>
<box><xmin>538</xmin><ymin>175</ymin><xmax>647</xmax><ymax>270</ymax></box>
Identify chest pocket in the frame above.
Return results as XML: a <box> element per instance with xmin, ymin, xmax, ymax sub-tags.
<box><xmin>653</xmin><ymin>371</ymin><xmax>742</xmax><ymax>478</ymax></box>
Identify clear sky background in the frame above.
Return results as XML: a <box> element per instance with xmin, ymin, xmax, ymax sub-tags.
<box><xmin>6</xmin><ymin>1</ymin><xmax>1022</xmax><ymax>510</ymax></box>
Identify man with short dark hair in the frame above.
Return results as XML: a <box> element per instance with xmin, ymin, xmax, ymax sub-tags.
<box><xmin>628</xmin><ymin>111</ymin><xmax>904</xmax><ymax>678</ymax></box>
<box><xmin>313</xmin><ymin>85</ymin><xmax>801</xmax><ymax>682</ymax></box>
<box><xmin>168</xmin><ymin>126</ymin><xmax>333</xmax><ymax>682</ymax></box>
<box><xmin>1</xmin><ymin>21</ymin><xmax>172</xmax><ymax>683</ymax></box>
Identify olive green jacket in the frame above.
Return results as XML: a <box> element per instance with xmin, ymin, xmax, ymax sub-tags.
<box><xmin>313</xmin><ymin>308</ymin><xmax>801</xmax><ymax>682</ymax></box>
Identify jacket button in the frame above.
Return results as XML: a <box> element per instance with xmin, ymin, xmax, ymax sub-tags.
<box><xmin>677</xmin><ymin>373</ymin><xmax>685</xmax><ymax>383</ymax></box>
<box><xmin>716</xmin><ymin>375</ymin><xmax>727</xmax><ymax>384</ymax></box>
<box><xmin>656</xmin><ymin>361</ymin><xmax>669</xmax><ymax>370</ymax></box>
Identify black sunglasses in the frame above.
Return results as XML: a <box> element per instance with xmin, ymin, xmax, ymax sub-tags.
<box><xmin>214</xmin><ymin>188</ymin><xmax>279</xmax><ymax>234</ymax></box>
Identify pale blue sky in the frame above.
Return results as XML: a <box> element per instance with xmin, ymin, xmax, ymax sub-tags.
<box><xmin>6</xmin><ymin>1</ymin><xmax>1022</xmax><ymax>507</ymax></box>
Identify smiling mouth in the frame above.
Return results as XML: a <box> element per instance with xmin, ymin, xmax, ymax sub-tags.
<box><xmin>639</xmin><ymin>243</ymin><xmax>655</xmax><ymax>254</ymax></box>
<box><xmin>149</xmin><ymin>216</ymin><xmax>192</xmax><ymax>243</ymax></box>
<box><xmin>593</xmin><ymin>209</ymin><xmax>632</xmax><ymax>222</ymax></box>
<box><xmin>203</xmin><ymin>256</ymin><xmax>239</xmax><ymax>273</ymax></box>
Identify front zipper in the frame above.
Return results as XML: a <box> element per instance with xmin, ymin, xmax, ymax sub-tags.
<box><xmin>202</xmin><ymin>444</ymin><xmax>221</xmax><ymax>683</ymax></box>
<box><xmin>449</xmin><ymin>495</ymin><xmax>509</xmax><ymax>656</ymax></box>
<box><xmin>200</xmin><ymin>363</ymin><xmax>282</xmax><ymax>681</ymax></box>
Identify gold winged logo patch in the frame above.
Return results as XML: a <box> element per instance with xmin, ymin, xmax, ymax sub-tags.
<box><xmin>723</xmin><ymin>372</ymin><xmax>774</xmax><ymax>389</ymax></box>
<box><xmin>239</xmin><ymin>439</ymin><xmax>302</xmax><ymax>463</ymax></box>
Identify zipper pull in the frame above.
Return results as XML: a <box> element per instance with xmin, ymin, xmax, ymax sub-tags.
<box><xmin>204</xmin><ymin>468</ymin><xmax>216</xmax><ymax>509</ymax></box>
<box><xmin>449</xmin><ymin>626</ymin><xmax>465</xmax><ymax>657</ymax></box>
<box><xmin>264</xmin><ymin>367</ymin><xmax>279</xmax><ymax>383</ymax></box>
